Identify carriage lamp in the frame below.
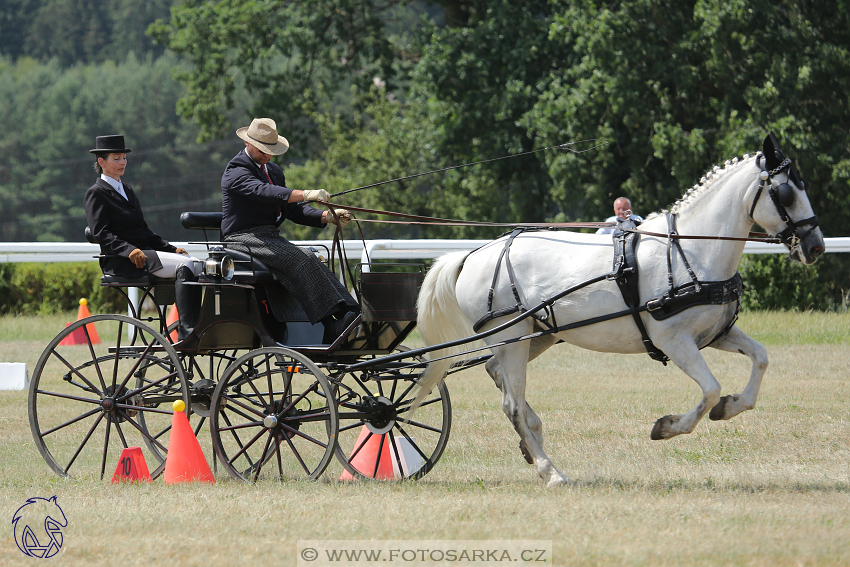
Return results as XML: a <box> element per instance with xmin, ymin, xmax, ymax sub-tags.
<box><xmin>203</xmin><ymin>247</ymin><xmax>235</xmax><ymax>280</ymax></box>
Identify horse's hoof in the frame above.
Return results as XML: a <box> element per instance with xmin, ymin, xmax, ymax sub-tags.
<box><xmin>546</xmin><ymin>476</ymin><xmax>570</xmax><ymax>488</ymax></box>
<box><xmin>709</xmin><ymin>395</ymin><xmax>734</xmax><ymax>420</ymax></box>
<box><xmin>708</xmin><ymin>396</ymin><xmax>732</xmax><ymax>421</ymax></box>
<box><xmin>651</xmin><ymin>415</ymin><xmax>675</xmax><ymax>440</ymax></box>
<box><xmin>519</xmin><ymin>441</ymin><xmax>534</xmax><ymax>464</ymax></box>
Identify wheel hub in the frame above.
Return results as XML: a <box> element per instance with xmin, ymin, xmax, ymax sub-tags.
<box><xmin>101</xmin><ymin>385</ymin><xmax>132</xmax><ymax>422</ymax></box>
<box><xmin>364</xmin><ymin>396</ymin><xmax>396</xmax><ymax>435</ymax></box>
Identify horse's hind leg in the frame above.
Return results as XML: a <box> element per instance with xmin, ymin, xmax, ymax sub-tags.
<box><xmin>485</xmin><ymin>334</ymin><xmax>569</xmax><ymax>486</ymax></box>
<box><xmin>706</xmin><ymin>326</ymin><xmax>769</xmax><ymax>421</ymax></box>
<box><xmin>485</xmin><ymin>333</ymin><xmax>557</xmax><ymax>464</ymax></box>
<box><xmin>651</xmin><ymin>338</ymin><xmax>721</xmax><ymax>440</ymax></box>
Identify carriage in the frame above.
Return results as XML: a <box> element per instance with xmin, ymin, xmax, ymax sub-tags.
<box><xmin>27</xmin><ymin>211</ymin><xmax>462</xmax><ymax>483</ymax></box>
<box><xmin>28</xmin><ymin>132</ymin><xmax>825</xmax><ymax>486</ymax></box>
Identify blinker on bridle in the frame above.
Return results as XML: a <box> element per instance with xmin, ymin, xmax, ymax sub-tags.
<box><xmin>748</xmin><ymin>152</ymin><xmax>819</xmax><ymax>248</ymax></box>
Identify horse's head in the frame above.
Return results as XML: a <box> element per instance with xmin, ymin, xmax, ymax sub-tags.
<box><xmin>748</xmin><ymin>132</ymin><xmax>825</xmax><ymax>265</ymax></box>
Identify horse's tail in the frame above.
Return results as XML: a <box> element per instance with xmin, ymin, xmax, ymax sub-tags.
<box><xmin>412</xmin><ymin>251</ymin><xmax>474</xmax><ymax>411</ymax></box>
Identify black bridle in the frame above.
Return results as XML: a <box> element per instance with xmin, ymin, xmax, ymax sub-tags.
<box><xmin>748</xmin><ymin>152</ymin><xmax>819</xmax><ymax>249</ymax></box>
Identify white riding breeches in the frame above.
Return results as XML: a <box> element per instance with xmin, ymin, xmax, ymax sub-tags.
<box><xmin>150</xmin><ymin>252</ymin><xmax>202</xmax><ymax>278</ymax></box>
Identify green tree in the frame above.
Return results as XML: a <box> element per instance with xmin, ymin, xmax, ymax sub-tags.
<box><xmin>0</xmin><ymin>0</ymin><xmax>173</xmax><ymax>65</ymax></box>
<box><xmin>148</xmin><ymin>0</ymin><xmax>401</xmax><ymax>148</ymax></box>
<box><xmin>0</xmin><ymin>53</ymin><xmax>235</xmax><ymax>242</ymax></box>
<box><xmin>525</xmin><ymin>0</ymin><xmax>850</xmax><ymax>234</ymax></box>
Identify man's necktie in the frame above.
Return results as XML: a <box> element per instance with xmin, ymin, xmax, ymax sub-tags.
<box><xmin>261</xmin><ymin>164</ymin><xmax>273</xmax><ymax>184</ymax></box>
<box><xmin>261</xmin><ymin>165</ymin><xmax>282</xmax><ymax>217</ymax></box>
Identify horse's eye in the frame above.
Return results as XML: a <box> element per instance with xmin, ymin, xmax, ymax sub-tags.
<box><xmin>776</xmin><ymin>183</ymin><xmax>795</xmax><ymax>207</ymax></box>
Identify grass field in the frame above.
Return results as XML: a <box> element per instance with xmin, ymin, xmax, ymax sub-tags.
<box><xmin>1</xmin><ymin>310</ymin><xmax>849</xmax><ymax>566</ymax></box>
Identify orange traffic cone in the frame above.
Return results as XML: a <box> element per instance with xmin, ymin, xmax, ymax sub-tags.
<box><xmin>166</xmin><ymin>304</ymin><xmax>179</xmax><ymax>343</ymax></box>
<box><xmin>111</xmin><ymin>447</ymin><xmax>152</xmax><ymax>483</ymax></box>
<box><xmin>163</xmin><ymin>400</ymin><xmax>215</xmax><ymax>484</ymax></box>
<box><xmin>59</xmin><ymin>298</ymin><xmax>100</xmax><ymax>346</ymax></box>
<box><xmin>340</xmin><ymin>426</ymin><xmax>395</xmax><ymax>480</ymax></box>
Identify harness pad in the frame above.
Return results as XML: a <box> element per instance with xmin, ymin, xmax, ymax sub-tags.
<box><xmin>646</xmin><ymin>272</ymin><xmax>743</xmax><ymax>321</ymax></box>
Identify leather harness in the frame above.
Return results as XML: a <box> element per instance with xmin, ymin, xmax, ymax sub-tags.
<box><xmin>472</xmin><ymin>216</ymin><xmax>744</xmax><ymax>364</ymax></box>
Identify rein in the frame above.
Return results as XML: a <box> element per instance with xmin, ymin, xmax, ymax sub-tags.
<box><xmin>318</xmin><ymin>201</ymin><xmax>781</xmax><ymax>243</ymax></box>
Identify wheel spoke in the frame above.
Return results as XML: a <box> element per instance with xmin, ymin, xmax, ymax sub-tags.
<box><xmin>118</xmin><ymin>411</ymin><xmax>169</xmax><ymax>453</ymax></box>
<box><xmin>220</xmin><ymin>393</ymin><xmax>267</xmax><ymax>419</ymax></box>
<box><xmin>49</xmin><ymin>351</ymin><xmax>102</xmax><ymax>396</ymax></box>
<box><xmin>118</xmin><ymin>369</ymin><xmax>181</xmax><ymax>400</ymax></box>
<box><xmin>35</xmin><ymin>389</ymin><xmax>100</xmax><ymax>405</ymax></box>
<box><xmin>221</xmin><ymin>411</ymin><xmax>256</xmax><ymax>469</ymax></box>
<box><xmin>82</xmin><ymin>325</ymin><xmax>108</xmax><ymax>392</ymax></box>
<box><xmin>100</xmin><ymin>418</ymin><xmax>113</xmax><ymax>481</ymax></box>
<box><xmin>396</xmin><ymin>417</ymin><xmax>442</xmax><ymax>434</ymax></box>
<box><xmin>252</xmin><ymin>433</ymin><xmax>274</xmax><ymax>482</ymax></box>
<box><xmin>282</xmin><ymin>430</ymin><xmax>311</xmax><ymax>475</ymax></box>
<box><xmin>388</xmin><ymin>434</ymin><xmax>405</xmax><ymax>478</ymax></box>
<box><xmin>228</xmin><ymin>427</ymin><xmax>266</xmax><ymax>466</ymax></box>
<box><xmin>371</xmin><ymin>433</ymin><xmax>387</xmax><ymax>478</ymax></box>
<box><xmin>244</xmin><ymin>360</ymin><xmax>272</xmax><ymax>413</ymax></box>
<box><xmin>194</xmin><ymin>416</ymin><xmax>206</xmax><ymax>437</ymax></box>
<box><xmin>278</xmin><ymin>421</ymin><xmax>328</xmax><ymax>449</ymax></box>
<box><xmin>65</xmin><ymin>412</ymin><xmax>106</xmax><ymax>474</ymax></box>
<box><xmin>348</xmin><ymin>429</ymin><xmax>374</xmax><ymax>462</ymax></box>
<box><xmin>40</xmin><ymin>408</ymin><xmax>101</xmax><ymax>437</ymax></box>
<box><xmin>394</xmin><ymin>423</ymin><xmax>430</xmax><ymax>462</ymax></box>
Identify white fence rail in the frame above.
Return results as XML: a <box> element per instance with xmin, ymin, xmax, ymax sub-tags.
<box><xmin>2</xmin><ymin>237</ymin><xmax>849</xmax><ymax>265</ymax></box>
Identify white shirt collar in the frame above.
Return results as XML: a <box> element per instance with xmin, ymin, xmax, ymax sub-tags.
<box><xmin>100</xmin><ymin>174</ymin><xmax>128</xmax><ymax>200</ymax></box>
<box><xmin>244</xmin><ymin>148</ymin><xmax>265</xmax><ymax>171</ymax></box>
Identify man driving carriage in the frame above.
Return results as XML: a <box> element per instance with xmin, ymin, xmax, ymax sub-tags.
<box><xmin>221</xmin><ymin>118</ymin><xmax>360</xmax><ymax>343</ymax></box>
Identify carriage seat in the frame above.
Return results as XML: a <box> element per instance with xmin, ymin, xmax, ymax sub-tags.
<box><xmin>84</xmin><ymin>226</ymin><xmax>174</xmax><ymax>287</ymax></box>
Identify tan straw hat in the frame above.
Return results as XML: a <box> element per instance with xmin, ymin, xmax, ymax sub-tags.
<box><xmin>236</xmin><ymin>118</ymin><xmax>290</xmax><ymax>155</ymax></box>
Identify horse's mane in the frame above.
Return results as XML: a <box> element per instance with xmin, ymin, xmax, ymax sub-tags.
<box><xmin>644</xmin><ymin>153</ymin><xmax>756</xmax><ymax>220</ymax></box>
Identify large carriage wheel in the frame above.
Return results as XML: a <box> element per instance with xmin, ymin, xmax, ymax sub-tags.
<box><xmin>208</xmin><ymin>347</ymin><xmax>338</xmax><ymax>482</ymax></box>
<box><xmin>333</xmin><ymin>346</ymin><xmax>452</xmax><ymax>481</ymax></box>
<box><xmin>28</xmin><ymin>315</ymin><xmax>189</xmax><ymax>480</ymax></box>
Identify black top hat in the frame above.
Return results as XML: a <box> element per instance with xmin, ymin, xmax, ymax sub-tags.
<box><xmin>90</xmin><ymin>135</ymin><xmax>132</xmax><ymax>154</ymax></box>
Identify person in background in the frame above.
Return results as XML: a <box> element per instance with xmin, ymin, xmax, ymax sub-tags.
<box><xmin>220</xmin><ymin>118</ymin><xmax>359</xmax><ymax>343</ymax></box>
<box><xmin>84</xmin><ymin>134</ymin><xmax>201</xmax><ymax>340</ymax></box>
<box><xmin>596</xmin><ymin>196</ymin><xmax>644</xmax><ymax>235</ymax></box>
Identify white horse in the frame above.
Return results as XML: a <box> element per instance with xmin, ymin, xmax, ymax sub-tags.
<box><xmin>415</xmin><ymin>132</ymin><xmax>825</xmax><ymax>486</ymax></box>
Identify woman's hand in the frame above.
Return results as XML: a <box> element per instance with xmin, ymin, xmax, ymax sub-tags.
<box><xmin>129</xmin><ymin>248</ymin><xmax>147</xmax><ymax>268</ymax></box>
<box><xmin>175</xmin><ymin>248</ymin><xmax>188</xmax><ymax>255</ymax></box>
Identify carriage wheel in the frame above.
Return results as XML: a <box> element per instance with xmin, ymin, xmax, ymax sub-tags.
<box><xmin>28</xmin><ymin>315</ymin><xmax>189</xmax><ymax>480</ymax></box>
<box><xmin>209</xmin><ymin>347</ymin><xmax>338</xmax><ymax>482</ymax></box>
<box><xmin>333</xmin><ymin>346</ymin><xmax>452</xmax><ymax>481</ymax></box>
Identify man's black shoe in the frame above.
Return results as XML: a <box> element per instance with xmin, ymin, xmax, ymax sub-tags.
<box><xmin>322</xmin><ymin>310</ymin><xmax>360</xmax><ymax>344</ymax></box>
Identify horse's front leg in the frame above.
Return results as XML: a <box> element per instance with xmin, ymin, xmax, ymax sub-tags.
<box><xmin>650</xmin><ymin>338</ymin><xmax>721</xmax><ymax>440</ymax></box>
<box><xmin>706</xmin><ymin>325</ymin><xmax>769</xmax><ymax>421</ymax></box>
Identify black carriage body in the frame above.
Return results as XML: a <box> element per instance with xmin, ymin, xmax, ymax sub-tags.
<box><xmin>30</xmin><ymin>212</ymin><xmax>449</xmax><ymax>484</ymax></box>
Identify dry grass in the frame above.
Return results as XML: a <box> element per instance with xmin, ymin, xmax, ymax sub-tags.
<box><xmin>1</xmin><ymin>311</ymin><xmax>849</xmax><ymax>566</ymax></box>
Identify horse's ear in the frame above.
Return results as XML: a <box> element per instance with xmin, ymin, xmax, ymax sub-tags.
<box><xmin>763</xmin><ymin>131</ymin><xmax>783</xmax><ymax>169</ymax></box>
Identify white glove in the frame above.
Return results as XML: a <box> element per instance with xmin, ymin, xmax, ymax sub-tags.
<box><xmin>302</xmin><ymin>189</ymin><xmax>330</xmax><ymax>202</ymax></box>
<box><xmin>326</xmin><ymin>210</ymin><xmax>352</xmax><ymax>227</ymax></box>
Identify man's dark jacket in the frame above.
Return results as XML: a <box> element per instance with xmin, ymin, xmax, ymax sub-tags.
<box><xmin>84</xmin><ymin>179</ymin><xmax>176</xmax><ymax>277</ymax></box>
<box><xmin>221</xmin><ymin>150</ymin><xmax>325</xmax><ymax>237</ymax></box>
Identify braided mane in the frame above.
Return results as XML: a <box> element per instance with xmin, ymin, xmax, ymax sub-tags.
<box><xmin>644</xmin><ymin>153</ymin><xmax>756</xmax><ymax>220</ymax></box>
